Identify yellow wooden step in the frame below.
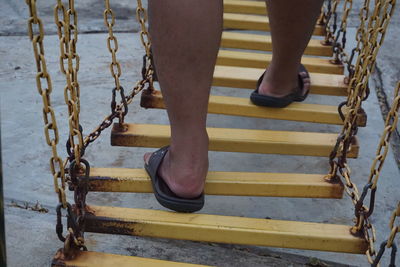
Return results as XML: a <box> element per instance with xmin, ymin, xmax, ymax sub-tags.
<box><xmin>140</xmin><ymin>90</ymin><xmax>342</xmax><ymax>125</ymax></box>
<box><xmin>213</xmin><ymin>65</ymin><xmax>347</xmax><ymax>96</ymax></box>
<box><xmin>89</xmin><ymin>168</ymin><xmax>344</xmax><ymax>198</ymax></box>
<box><xmin>217</xmin><ymin>50</ymin><xmax>344</xmax><ymax>75</ymax></box>
<box><xmin>224</xmin><ymin>0</ymin><xmax>267</xmax><ymax>15</ymax></box>
<box><xmin>84</xmin><ymin>206</ymin><xmax>368</xmax><ymax>254</ymax></box>
<box><xmin>223</xmin><ymin>13</ymin><xmax>325</xmax><ymax>36</ymax></box>
<box><xmin>52</xmin><ymin>250</ymin><xmax>207</xmax><ymax>267</ymax></box>
<box><xmin>221</xmin><ymin>32</ymin><xmax>332</xmax><ymax>57</ymax></box>
<box><xmin>111</xmin><ymin>123</ymin><xmax>359</xmax><ymax>158</ymax></box>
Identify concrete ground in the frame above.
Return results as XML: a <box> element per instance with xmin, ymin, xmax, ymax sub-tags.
<box><xmin>1</xmin><ymin>1</ymin><xmax>399</xmax><ymax>266</ymax></box>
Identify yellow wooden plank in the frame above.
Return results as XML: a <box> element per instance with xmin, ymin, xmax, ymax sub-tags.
<box><xmin>217</xmin><ymin>50</ymin><xmax>344</xmax><ymax>75</ymax></box>
<box><xmin>224</xmin><ymin>0</ymin><xmax>267</xmax><ymax>15</ymax></box>
<box><xmin>213</xmin><ymin>65</ymin><xmax>348</xmax><ymax>96</ymax></box>
<box><xmin>223</xmin><ymin>13</ymin><xmax>325</xmax><ymax>36</ymax></box>
<box><xmin>221</xmin><ymin>31</ymin><xmax>332</xmax><ymax>57</ymax></box>
<box><xmin>52</xmin><ymin>250</ymin><xmax>207</xmax><ymax>267</ymax></box>
<box><xmin>141</xmin><ymin>90</ymin><xmax>343</xmax><ymax>125</ymax></box>
<box><xmin>84</xmin><ymin>206</ymin><xmax>368</xmax><ymax>254</ymax></box>
<box><xmin>111</xmin><ymin>123</ymin><xmax>359</xmax><ymax>158</ymax></box>
<box><xmin>89</xmin><ymin>168</ymin><xmax>344</xmax><ymax>198</ymax></box>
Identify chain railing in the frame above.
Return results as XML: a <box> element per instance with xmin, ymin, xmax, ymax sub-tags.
<box><xmin>53</xmin><ymin>0</ymin><xmax>90</xmax><ymax>257</ymax></box>
<box><xmin>371</xmin><ymin>201</ymin><xmax>399</xmax><ymax>266</ymax></box>
<box><xmin>325</xmin><ymin>0</ymin><xmax>397</xmax><ymax>265</ymax></box>
<box><xmin>363</xmin><ymin>81</ymin><xmax>400</xmax><ymax>265</ymax></box>
<box><xmin>103</xmin><ymin>0</ymin><xmax>129</xmax><ymax>125</ymax></box>
<box><xmin>26</xmin><ymin>0</ymin><xmax>67</xmax><ymax>212</ymax></box>
<box><xmin>81</xmin><ymin>0</ymin><xmax>155</xmax><ymax>149</ymax></box>
<box><xmin>331</xmin><ymin>0</ymin><xmax>353</xmax><ymax>66</ymax></box>
<box><xmin>322</xmin><ymin>0</ymin><xmax>340</xmax><ymax>45</ymax></box>
<box><xmin>54</xmin><ymin>0</ymin><xmax>84</xmax><ymax>165</ymax></box>
<box><xmin>26</xmin><ymin>0</ymin><xmax>88</xmax><ymax>258</ymax></box>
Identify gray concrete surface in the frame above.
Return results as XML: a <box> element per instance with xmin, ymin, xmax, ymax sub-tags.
<box><xmin>1</xmin><ymin>1</ymin><xmax>400</xmax><ymax>267</ymax></box>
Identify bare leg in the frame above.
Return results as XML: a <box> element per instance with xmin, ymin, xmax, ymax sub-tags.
<box><xmin>259</xmin><ymin>0</ymin><xmax>324</xmax><ymax>97</ymax></box>
<box><xmin>144</xmin><ymin>0</ymin><xmax>223</xmax><ymax>198</ymax></box>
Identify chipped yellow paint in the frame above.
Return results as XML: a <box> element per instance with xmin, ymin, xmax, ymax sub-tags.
<box><xmin>89</xmin><ymin>168</ymin><xmax>344</xmax><ymax>198</ymax></box>
<box><xmin>111</xmin><ymin>123</ymin><xmax>359</xmax><ymax>158</ymax></box>
<box><xmin>141</xmin><ymin>90</ymin><xmax>345</xmax><ymax>125</ymax></box>
<box><xmin>224</xmin><ymin>0</ymin><xmax>268</xmax><ymax>15</ymax></box>
<box><xmin>213</xmin><ymin>65</ymin><xmax>348</xmax><ymax>96</ymax></box>
<box><xmin>217</xmin><ymin>50</ymin><xmax>344</xmax><ymax>74</ymax></box>
<box><xmin>223</xmin><ymin>13</ymin><xmax>325</xmax><ymax>36</ymax></box>
<box><xmin>84</xmin><ymin>206</ymin><xmax>368</xmax><ymax>254</ymax></box>
<box><xmin>221</xmin><ymin>32</ymin><xmax>333</xmax><ymax>57</ymax></box>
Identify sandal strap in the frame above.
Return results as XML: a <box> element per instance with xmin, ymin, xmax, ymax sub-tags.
<box><xmin>147</xmin><ymin>146</ymin><xmax>170</xmax><ymax>179</ymax></box>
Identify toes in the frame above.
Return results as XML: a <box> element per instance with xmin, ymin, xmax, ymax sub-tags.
<box><xmin>299</xmin><ymin>71</ymin><xmax>309</xmax><ymax>78</ymax></box>
<box><xmin>303</xmin><ymin>81</ymin><xmax>311</xmax><ymax>94</ymax></box>
<box><xmin>143</xmin><ymin>152</ymin><xmax>152</xmax><ymax>165</ymax></box>
<box><xmin>299</xmin><ymin>71</ymin><xmax>310</xmax><ymax>95</ymax></box>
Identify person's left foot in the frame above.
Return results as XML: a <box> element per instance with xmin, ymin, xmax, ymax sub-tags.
<box><xmin>143</xmin><ymin>133</ymin><xmax>209</xmax><ymax>199</ymax></box>
<box><xmin>250</xmin><ymin>63</ymin><xmax>311</xmax><ymax>108</ymax></box>
<box><xmin>258</xmin><ymin>64</ymin><xmax>310</xmax><ymax>98</ymax></box>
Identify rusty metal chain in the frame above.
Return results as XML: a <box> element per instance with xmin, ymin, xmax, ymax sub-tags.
<box><xmin>26</xmin><ymin>0</ymin><xmax>67</xmax><ymax>210</ymax></box>
<box><xmin>321</xmin><ymin>0</ymin><xmax>339</xmax><ymax>45</ymax></box>
<box><xmin>53</xmin><ymin>1</ymin><xmax>90</xmax><ymax>255</ymax></box>
<box><xmin>136</xmin><ymin>0</ymin><xmax>155</xmax><ymax>82</ymax></box>
<box><xmin>362</xmin><ymin>82</ymin><xmax>400</xmax><ymax>265</ymax></box>
<box><xmin>25</xmin><ymin>0</ymin><xmax>87</xmax><ymax>256</ymax></box>
<box><xmin>54</xmin><ymin>0</ymin><xmax>84</xmax><ymax>164</ymax></box>
<box><xmin>347</xmin><ymin>0</ymin><xmax>371</xmax><ymax>79</ymax></box>
<box><xmin>325</xmin><ymin>0</ymin><xmax>396</xmax><ymax>264</ymax></box>
<box><xmin>332</xmin><ymin>0</ymin><xmax>353</xmax><ymax>65</ymax></box>
<box><xmin>81</xmin><ymin>0</ymin><xmax>155</xmax><ymax>149</ymax></box>
<box><xmin>371</xmin><ymin>201</ymin><xmax>400</xmax><ymax>266</ymax></box>
<box><xmin>103</xmin><ymin>0</ymin><xmax>129</xmax><ymax>125</ymax></box>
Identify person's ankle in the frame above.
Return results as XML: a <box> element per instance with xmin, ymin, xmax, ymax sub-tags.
<box><xmin>162</xmin><ymin>152</ymin><xmax>208</xmax><ymax>198</ymax></box>
<box><xmin>258</xmin><ymin>64</ymin><xmax>299</xmax><ymax>97</ymax></box>
<box><xmin>160</xmin><ymin>134</ymin><xmax>209</xmax><ymax>198</ymax></box>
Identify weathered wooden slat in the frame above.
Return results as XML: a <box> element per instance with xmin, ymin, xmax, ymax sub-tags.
<box><xmin>223</xmin><ymin>13</ymin><xmax>325</xmax><ymax>36</ymax></box>
<box><xmin>224</xmin><ymin>0</ymin><xmax>267</xmax><ymax>15</ymax></box>
<box><xmin>221</xmin><ymin>32</ymin><xmax>332</xmax><ymax>57</ymax></box>
<box><xmin>84</xmin><ymin>206</ymin><xmax>368</xmax><ymax>254</ymax></box>
<box><xmin>52</xmin><ymin>250</ymin><xmax>207</xmax><ymax>267</ymax></box>
<box><xmin>217</xmin><ymin>50</ymin><xmax>344</xmax><ymax>75</ymax></box>
<box><xmin>89</xmin><ymin>168</ymin><xmax>344</xmax><ymax>198</ymax></box>
<box><xmin>213</xmin><ymin>65</ymin><xmax>348</xmax><ymax>96</ymax></box>
<box><xmin>111</xmin><ymin>123</ymin><xmax>359</xmax><ymax>158</ymax></box>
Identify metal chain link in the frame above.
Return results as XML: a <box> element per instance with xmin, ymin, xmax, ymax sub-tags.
<box><xmin>81</xmin><ymin>0</ymin><xmax>154</xmax><ymax>149</ymax></box>
<box><xmin>364</xmin><ymin>82</ymin><xmax>400</xmax><ymax>265</ymax></box>
<box><xmin>371</xmin><ymin>201</ymin><xmax>400</xmax><ymax>266</ymax></box>
<box><xmin>103</xmin><ymin>0</ymin><xmax>129</xmax><ymax>125</ymax></box>
<box><xmin>332</xmin><ymin>0</ymin><xmax>353</xmax><ymax>65</ymax></box>
<box><xmin>136</xmin><ymin>0</ymin><xmax>156</xmax><ymax>83</ymax></box>
<box><xmin>322</xmin><ymin>0</ymin><xmax>340</xmax><ymax>45</ymax></box>
<box><xmin>346</xmin><ymin>0</ymin><xmax>372</xmax><ymax>80</ymax></box>
<box><xmin>325</xmin><ymin>0</ymin><xmax>397</xmax><ymax>265</ymax></box>
<box><xmin>26</xmin><ymin>0</ymin><xmax>88</xmax><ymax>256</ymax></box>
<box><xmin>54</xmin><ymin>0</ymin><xmax>84</xmax><ymax>164</ymax></box>
<box><xmin>26</xmin><ymin>0</ymin><xmax>67</xmax><ymax>210</ymax></box>
<box><xmin>26</xmin><ymin>0</ymin><xmax>84</xmax><ymax>257</ymax></box>
<box><xmin>53</xmin><ymin>1</ymin><xmax>89</xmax><ymax>255</ymax></box>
